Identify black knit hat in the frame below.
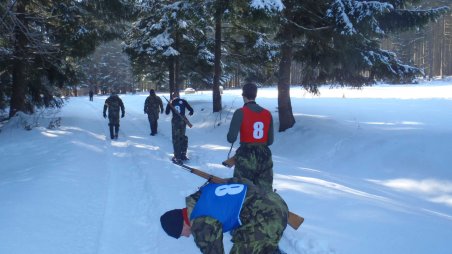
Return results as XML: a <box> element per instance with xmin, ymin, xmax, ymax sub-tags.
<box><xmin>160</xmin><ymin>209</ymin><xmax>183</xmax><ymax>239</ymax></box>
<box><xmin>242</xmin><ymin>83</ymin><xmax>257</xmax><ymax>100</ymax></box>
<box><xmin>150</xmin><ymin>89</ymin><xmax>155</xmax><ymax>95</ymax></box>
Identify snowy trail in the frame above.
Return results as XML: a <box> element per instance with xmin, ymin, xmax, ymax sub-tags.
<box><xmin>86</xmin><ymin>95</ymin><xmax>205</xmax><ymax>254</ymax></box>
<box><xmin>77</xmin><ymin>97</ymin><xmax>161</xmax><ymax>254</ymax></box>
<box><xmin>2</xmin><ymin>84</ymin><xmax>452</xmax><ymax>254</ymax></box>
<box><xmin>93</xmin><ymin>100</ymin><xmax>174</xmax><ymax>254</ymax></box>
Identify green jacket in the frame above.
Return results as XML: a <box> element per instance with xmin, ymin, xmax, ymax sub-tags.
<box><xmin>103</xmin><ymin>95</ymin><xmax>125</xmax><ymax>119</ymax></box>
<box><xmin>144</xmin><ymin>94</ymin><xmax>164</xmax><ymax>118</ymax></box>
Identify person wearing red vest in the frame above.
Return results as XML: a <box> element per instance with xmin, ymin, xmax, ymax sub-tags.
<box><xmin>227</xmin><ymin>83</ymin><xmax>274</xmax><ymax>192</ymax></box>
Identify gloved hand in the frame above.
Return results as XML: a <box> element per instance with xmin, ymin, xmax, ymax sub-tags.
<box><xmin>103</xmin><ymin>113</ymin><xmax>107</xmax><ymax>118</ymax></box>
<box><xmin>189</xmin><ymin>111</ymin><xmax>193</xmax><ymax>116</ymax></box>
<box><xmin>121</xmin><ymin>113</ymin><xmax>125</xmax><ymax>118</ymax></box>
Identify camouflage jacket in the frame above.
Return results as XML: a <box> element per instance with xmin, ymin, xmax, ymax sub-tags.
<box><xmin>103</xmin><ymin>95</ymin><xmax>125</xmax><ymax>118</ymax></box>
<box><xmin>186</xmin><ymin>178</ymin><xmax>288</xmax><ymax>254</ymax></box>
<box><xmin>144</xmin><ymin>95</ymin><xmax>164</xmax><ymax>118</ymax></box>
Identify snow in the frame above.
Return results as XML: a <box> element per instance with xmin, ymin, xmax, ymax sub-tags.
<box><xmin>179</xmin><ymin>20</ymin><xmax>188</xmax><ymax>29</ymax></box>
<box><xmin>1</xmin><ymin>80</ymin><xmax>452</xmax><ymax>254</ymax></box>
<box><xmin>250</xmin><ymin>0</ymin><xmax>284</xmax><ymax>11</ymax></box>
<box><xmin>150</xmin><ymin>31</ymin><xmax>174</xmax><ymax>50</ymax></box>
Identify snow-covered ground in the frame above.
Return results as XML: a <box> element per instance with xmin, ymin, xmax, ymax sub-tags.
<box><xmin>1</xmin><ymin>80</ymin><xmax>452</xmax><ymax>254</ymax></box>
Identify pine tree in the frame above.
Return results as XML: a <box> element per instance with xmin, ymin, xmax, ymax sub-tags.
<box><xmin>76</xmin><ymin>40</ymin><xmax>133</xmax><ymax>94</ymax></box>
<box><xmin>203</xmin><ymin>0</ymin><xmax>283</xmax><ymax>111</ymax></box>
<box><xmin>275</xmin><ymin>0</ymin><xmax>448</xmax><ymax>131</ymax></box>
<box><xmin>124</xmin><ymin>1</ymin><xmax>213</xmax><ymax>98</ymax></box>
<box><xmin>225</xmin><ymin>0</ymin><xmax>282</xmax><ymax>84</ymax></box>
<box><xmin>382</xmin><ymin>0</ymin><xmax>452</xmax><ymax>78</ymax></box>
<box><xmin>1</xmin><ymin>0</ymin><xmax>136</xmax><ymax>117</ymax></box>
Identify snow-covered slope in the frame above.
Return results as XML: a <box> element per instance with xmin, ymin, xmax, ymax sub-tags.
<box><xmin>1</xmin><ymin>81</ymin><xmax>452</xmax><ymax>254</ymax></box>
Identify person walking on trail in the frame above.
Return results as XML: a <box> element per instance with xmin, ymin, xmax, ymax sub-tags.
<box><xmin>227</xmin><ymin>83</ymin><xmax>274</xmax><ymax>192</ymax></box>
<box><xmin>160</xmin><ymin>177</ymin><xmax>288</xmax><ymax>254</ymax></box>
<box><xmin>165</xmin><ymin>93</ymin><xmax>194</xmax><ymax>164</ymax></box>
<box><xmin>144</xmin><ymin>89</ymin><xmax>164</xmax><ymax>136</ymax></box>
<box><xmin>89</xmin><ymin>90</ymin><xmax>94</xmax><ymax>101</ymax></box>
<box><xmin>103</xmin><ymin>91</ymin><xmax>125</xmax><ymax>140</ymax></box>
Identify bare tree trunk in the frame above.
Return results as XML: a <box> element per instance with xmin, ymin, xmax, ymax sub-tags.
<box><xmin>428</xmin><ymin>24</ymin><xmax>435</xmax><ymax>78</ymax></box>
<box><xmin>175</xmin><ymin>57</ymin><xmax>181</xmax><ymax>88</ymax></box>
<box><xmin>277</xmin><ymin>21</ymin><xmax>296</xmax><ymax>132</ymax></box>
<box><xmin>168</xmin><ymin>57</ymin><xmax>178</xmax><ymax>98</ymax></box>
<box><xmin>9</xmin><ymin>0</ymin><xmax>28</xmax><ymax>117</ymax></box>
<box><xmin>440</xmin><ymin>17</ymin><xmax>446</xmax><ymax>78</ymax></box>
<box><xmin>448</xmin><ymin>17</ymin><xmax>452</xmax><ymax>75</ymax></box>
<box><xmin>212</xmin><ymin>2</ymin><xmax>223</xmax><ymax>113</ymax></box>
<box><xmin>175</xmin><ymin>31</ymin><xmax>182</xmax><ymax>89</ymax></box>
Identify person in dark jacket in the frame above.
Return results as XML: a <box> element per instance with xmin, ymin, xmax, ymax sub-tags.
<box><xmin>103</xmin><ymin>91</ymin><xmax>125</xmax><ymax>140</ymax></box>
<box><xmin>227</xmin><ymin>83</ymin><xmax>274</xmax><ymax>192</ymax></box>
<box><xmin>165</xmin><ymin>94</ymin><xmax>194</xmax><ymax>164</ymax></box>
<box><xmin>89</xmin><ymin>90</ymin><xmax>94</xmax><ymax>101</ymax></box>
<box><xmin>144</xmin><ymin>89</ymin><xmax>164</xmax><ymax>136</ymax></box>
<box><xmin>160</xmin><ymin>177</ymin><xmax>288</xmax><ymax>254</ymax></box>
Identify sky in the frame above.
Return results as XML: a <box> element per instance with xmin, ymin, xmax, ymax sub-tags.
<box><xmin>1</xmin><ymin>79</ymin><xmax>452</xmax><ymax>254</ymax></box>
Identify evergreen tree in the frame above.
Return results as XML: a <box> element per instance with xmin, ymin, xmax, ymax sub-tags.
<box><xmin>124</xmin><ymin>1</ymin><xmax>213</xmax><ymax>98</ymax></box>
<box><xmin>126</xmin><ymin>0</ymin><xmax>284</xmax><ymax>112</ymax></box>
<box><xmin>275</xmin><ymin>0</ymin><xmax>448</xmax><ymax>131</ymax></box>
<box><xmin>1</xmin><ymin>0</ymin><xmax>136</xmax><ymax>117</ymax></box>
<box><xmin>224</xmin><ymin>0</ymin><xmax>282</xmax><ymax>85</ymax></box>
<box><xmin>197</xmin><ymin>0</ymin><xmax>283</xmax><ymax>111</ymax></box>
<box><xmin>76</xmin><ymin>40</ymin><xmax>133</xmax><ymax>94</ymax></box>
<box><xmin>382</xmin><ymin>0</ymin><xmax>452</xmax><ymax>78</ymax></box>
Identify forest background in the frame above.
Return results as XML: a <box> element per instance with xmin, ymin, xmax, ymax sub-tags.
<box><xmin>0</xmin><ymin>0</ymin><xmax>451</xmax><ymax>132</ymax></box>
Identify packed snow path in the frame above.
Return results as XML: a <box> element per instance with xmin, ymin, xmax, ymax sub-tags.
<box><xmin>1</xmin><ymin>84</ymin><xmax>452</xmax><ymax>254</ymax></box>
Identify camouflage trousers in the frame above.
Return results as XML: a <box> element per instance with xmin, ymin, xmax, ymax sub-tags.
<box><xmin>190</xmin><ymin>191</ymin><xmax>288</xmax><ymax>254</ymax></box>
<box><xmin>234</xmin><ymin>144</ymin><xmax>273</xmax><ymax>192</ymax></box>
<box><xmin>108</xmin><ymin>114</ymin><xmax>120</xmax><ymax>139</ymax></box>
<box><xmin>147</xmin><ymin>113</ymin><xmax>159</xmax><ymax>134</ymax></box>
<box><xmin>171</xmin><ymin>118</ymin><xmax>188</xmax><ymax>159</ymax></box>
<box><xmin>108</xmin><ymin>111</ymin><xmax>120</xmax><ymax>126</ymax></box>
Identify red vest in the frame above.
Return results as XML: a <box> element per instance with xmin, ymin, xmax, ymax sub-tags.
<box><xmin>240</xmin><ymin>106</ymin><xmax>271</xmax><ymax>143</ymax></box>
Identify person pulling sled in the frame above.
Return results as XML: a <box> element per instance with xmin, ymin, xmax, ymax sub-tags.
<box><xmin>165</xmin><ymin>93</ymin><xmax>193</xmax><ymax>164</ymax></box>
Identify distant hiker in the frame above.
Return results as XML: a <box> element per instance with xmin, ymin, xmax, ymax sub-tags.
<box><xmin>165</xmin><ymin>93</ymin><xmax>193</xmax><ymax>164</ymax></box>
<box><xmin>227</xmin><ymin>83</ymin><xmax>274</xmax><ymax>192</ymax></box>
<box><xmin>160</xmin><ymin>178</ymin><xmax>288</xmax><ymax>254</ymax></box>
<box><xmin>144</xmin><ymin>89</ymin><xmax>164</xmax><ymax>136</ymax></box>
<box><xmin>89</xmin><ymin>90</ymin><xmax>94</xmax><ymax>101</ymax></box>
<box><xmin>103</xmin><ymin>91</ymin><xmax>125</xmax><ymax>140</ymax></box>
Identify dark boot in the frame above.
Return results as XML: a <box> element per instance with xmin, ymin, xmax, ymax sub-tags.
<box><xmin>181</xmin><ymin>153</ymin><xmax>189</xmax><ymax>161</ymax></box>
<box><xmin>171</xmin><ymin>156</ymin><xmax>183</xmax><ymax>165</ymax></box>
